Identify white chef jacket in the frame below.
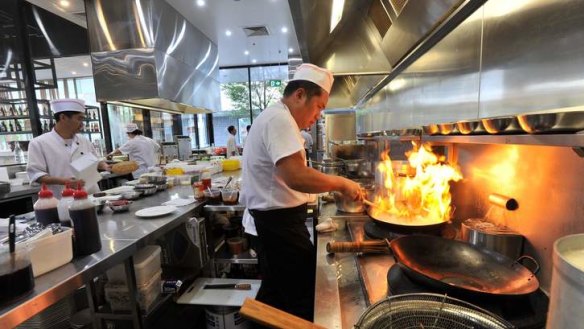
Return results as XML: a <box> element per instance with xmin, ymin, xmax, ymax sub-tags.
<box><xmin>240</xmin><ymin>101</ymin><xmax>309</xmax><ymax>235</ymax></box>
<box><xmin>119</xmin><ymin>135</ymin><xmax>160</xmax><ymax>178</ymax></box>
<box><xmin>27</xmin><ymin>129</ymin><xmax>101</xmax><ymax>197</ymax></box>
<box><xmin>226</xmin><ymin>134</ymin><xmax>238</xmax><ymax>158</ymax></box>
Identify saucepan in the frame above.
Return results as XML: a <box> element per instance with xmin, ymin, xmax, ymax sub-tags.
<box><xmin>327</xmin><ymin>235</ymin><xmax>540</xmax><ymax>298</ymax></box>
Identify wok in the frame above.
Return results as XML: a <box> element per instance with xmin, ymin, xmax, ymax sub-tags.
<box><xmin>366</xmin><ymin>206</ymin><xmax>447</xmax><ymax>235</ymax></box>
<box><xmin>390</xmin><ymin>235</ymin><xmax>540</xmax><ymax>297</ymax></box>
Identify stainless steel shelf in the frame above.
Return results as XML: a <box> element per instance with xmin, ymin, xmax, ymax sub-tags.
<box><xmin>203</xmin><ymin>203</ymin><xmax>246</xmax><ymax>212</ymax></box>
<box><xmin>422</xmin><ymin>133</ymin><xmax>584</xmax><ymax>147</ymax></box>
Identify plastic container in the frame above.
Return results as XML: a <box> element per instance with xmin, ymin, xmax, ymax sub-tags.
<box><xmin>69</xmin><ymin>187</ymin><xmax>102</xmax><ymax>257</ymax></box>
<box><xmin>58</xmin><ymin>184</ymin><xmax>75</xmax><ymax>227</ymax></box>
<box><xmin>105</xmin><ymin>269</ymin><xmax>161</xmax><ymax>313</ymax></box>
<box><xmin>221</xmin><ymin>159</ymin><xmax>240</xmax><ymax>171</ymax></box>
<box><xmin>203</xmin><ymin>188</ymin><xmax>221</xmax><ymax>205</ymax></box>
<box><xmin>34</xmin><ymin>184</ymin><xmax>60</xmax><ymax>226</ymax></box>
<box><xmin>221</xmin><ymin>189</ymin><xmax>239</xmax><ymax>205</ymax></box>
<box><xmin>26</xmin><ymin>227</ymin><xmax>73</xmax><ymax>277</ymax></box>
<box><xmin>107</xmin><ymin>245</ymin><xmax>161</xmax><ymax>285</ymax></box>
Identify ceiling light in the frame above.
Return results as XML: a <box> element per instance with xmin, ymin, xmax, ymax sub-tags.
<box><xmin>252</xmin><ymin>59</ymin><xmax>257</xmax><ymax>64</ymax></box>
<box><xmin>281</xmin><ymin>26</ymin><xmax>288</xmax><ymax>33</ymax></box>
<box><xmin>225</xmin><ymin>30</ymin><xmax>232</xmax><ymax>36</ymax></box>
<box><xmin>71</xmin><ymin>71</ymin><xmax>77</xmax><ymax>75</ymax></box>
<box><xmin>244</xmin><ymin>50</ymin><xmax>249</xmax><ymax>55</ymax></box>
<box><xmin>59</xmin><ymin>0</ymin><xmax>70</xmax><ymax>8</ymax></box>
<box><xmin>196</xmin><ymin>0</ymin><xmax>205</xmax><ymax>7</ymax></box>
<box><xmin>288</xmin><ymin>48</ymin><xmax>293</xmax><ymax>53</ymax></box>
<box><xmin>330</xmin><ymin>0</ymin><xmax>345</xmax><ymax>33</ymax></box>
<box><xmin>82</xmin><ymin>62</ymin><xmax>89</xmax><ymax>67</ymax></box>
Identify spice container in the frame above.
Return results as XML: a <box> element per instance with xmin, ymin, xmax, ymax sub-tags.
<box><xmin>221</xmin><ymin>189</ymin><xmax>239</xmax><ymax>205</ymax></box>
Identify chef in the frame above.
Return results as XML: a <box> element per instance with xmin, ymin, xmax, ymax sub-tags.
<box><xmin>27</xmin><ymin>99</ymin><xmax>110</xmax><ymax>196</ymax></box>
<box><xmin>107</xmin><ymin>123</ymin><xmax>160</xmax><ymax>179</ymax></box>
<box><xmin>239</xmin><ymin>63</ymin><xmax>362</xmax><ymax>321</ymax></box>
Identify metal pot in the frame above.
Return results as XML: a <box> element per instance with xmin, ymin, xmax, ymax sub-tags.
<box><xmin>333</xmin><ymin>191</ymin><xmax>364</xmax><ymax>213</ymax></box>
<box><xmin>461</xmin><ymin>218</ymin><xmax>524</xmax><ymax>260</ymax></box>
<box><xmin>313</xmin><ymin>159</ymin><xmax>344</xmax><ymax>176</ymax></box>
<box><xmin>547</xmin><ymin>233</ymin><xmax>584</xmax><ymax>329</ymax></box>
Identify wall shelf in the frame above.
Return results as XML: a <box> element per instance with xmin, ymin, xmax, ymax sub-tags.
<box><xmin>0</xmin><ymin>131</ymin><xmax>33</xmax><ymax>135</ymax></box>
<box><xmin>422</xmin><ymin>133</ymin><xmax>584</xmax><ymax>148</ymax></box>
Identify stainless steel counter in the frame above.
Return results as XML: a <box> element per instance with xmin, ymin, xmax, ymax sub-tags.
<box><xmin>314</xmin><ymin>202</ymin><xmax>395</xmax><ymax>329</ymax></box>
<box><xmin>0</xmin><ymin>186</ymin><xmax>206</xmax><ymax>328</ymax></box>
<box><xmin>0</xmin><ymin>184</ymin><xmax>39</xmax><ymax>201</ymax></box>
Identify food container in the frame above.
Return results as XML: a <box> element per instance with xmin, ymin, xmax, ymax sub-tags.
<box><xmin>203</xmin><ymin>188</ymin><xmax>222</xmax><ymax>205</ymax></box>
<box><xmin>105</xmin><ymin>270</ymin><xmax>161</xmax><ymax>312</ymax></box>
<box><xmin>547</xmin><ymin>234</ymin><xmax>584</xmax><ymax>329</ymax></box>
<box><xmin>106</xmin><ymin>200</ymin><xmax>133</xmax><ymax>213</ymax></box>
<box><xmin>140</xmin><ymin>174</ymin><xmax>167</xmax><ymax>184</ymax></box>
<box><xmin>227</xmin><ymin>237</ymin><xmax>245</xmax><ymax>255</ymax></box>
<box><xmin>461</xmin><ymin>218</ymin><xmax>524</xmax><ymax>260</ymax></box>
<box><xmin>0</xmin><ymin>245</ymin><xmax>34</xmax><ymax>304</ymax></box>
<box><xmin>134</xmin><ymin>184</ymin><xmax>157</xmax><ymax>196</ymax></box>
<box><xmin>222</xmin><ymin>159</ymin><xmax>240</xmax><ymax>171</ymax></box>
<box><xmin>221</xmin><ymin>189</ymin><xmax>239</xmax><ymax>205</ymax></box>
<box><xmin>107</xmin><ymin>245</ymin><xmax>161</xmax><ymax>285</ymax></box>
<box><xmin>25</xmin><ymin>227</ymin><xmax>73</xmax><ymax>277</ymax></box>
<box><xmin>121</xmin><ymin>190</ymin><xmax>142</xmax><ymax>200</ymax></box>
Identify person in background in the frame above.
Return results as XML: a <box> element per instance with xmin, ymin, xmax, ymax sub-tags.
<box><xmin>242</xmin><ymin>124</ymin><xmax>251</xmax><ymax>149</ymax></box>
<box><xmin>107</xmin><ymin>123</ymin><xmax>160</xmax><ymax>179</ymax></box>
<box><xmin>27</xmin><ymin>99</ymin><xmax>110</xmax><ymax>196</ymax></box>
<box><xmin>226</xmin><ymin>125</ymin><xmax>239</xmax><ymax>158</ymax></box>
<box><xmin>300</xmin><ymin>128</ymin><xmax>313</xmax><ymax>162</ymax></box>
<box><xmin>240</xmin><ymin>63</ymin><xmax>362</xmax><ymax>321</ymax></box>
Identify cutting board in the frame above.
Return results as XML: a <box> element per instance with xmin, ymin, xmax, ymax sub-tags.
<box><xmin>177</xmin><ymin>278</ymin><xmax>261</xmax><ymax>307</ymax></box>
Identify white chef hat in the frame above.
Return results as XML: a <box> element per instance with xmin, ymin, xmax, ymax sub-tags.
<box><xmin>126</xmin><ymin>123</ymin><xmax>139</xmax><ymax>133</ymax></box>
<box><xmin>50</xmin><ymin>99</ymin><xmax>85</xmax><ymax>113</ymax></box>
<box><xmin>289</xmin><ymin>63</ymin><xmax>334</xmax><ymax>94</ymax></box>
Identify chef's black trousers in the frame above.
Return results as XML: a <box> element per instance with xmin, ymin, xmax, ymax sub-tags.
<box><xmin>250</xmin><ymin>203</ymin><xmax>315</xmax><ymax>322</ymax></box>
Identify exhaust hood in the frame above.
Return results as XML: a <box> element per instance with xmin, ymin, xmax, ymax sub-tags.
<box><xmin>84</xmin><ymin>0</ymin><xmax>220</xmax><ymax>114</ymax></box>
<box><xmin>289</xmin><ymin>0</ymin><xmax>480</xmax><ymax>108</ymax></box>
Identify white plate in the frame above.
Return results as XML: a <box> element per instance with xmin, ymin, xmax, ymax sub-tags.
<box><xmin>135</xmin><ymin>206</ymin><xmax>177</xmax><ymax>218</ymax></box>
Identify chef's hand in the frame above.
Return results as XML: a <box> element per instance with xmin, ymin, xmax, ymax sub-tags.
<box><xmin>338</xmin><ymin>177</ymin><xmax>363</xmax><ymax>201</ymax></box>
<box><xmin>64</xmin><ymin>177</ymin><xmax>85</xmax><ymax>188</ymax></box>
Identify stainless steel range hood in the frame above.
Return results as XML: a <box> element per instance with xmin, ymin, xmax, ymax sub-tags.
<box><xmin>84</xmin><ymin>0</ymin><xmax>220</xmax><ymax>114</ymax></box>
<box><xmin>289</xmin><ymin>0</ymin><xmax>481</xmax><ymax>108</ymax></box>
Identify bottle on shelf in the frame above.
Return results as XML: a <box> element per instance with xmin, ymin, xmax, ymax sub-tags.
<box><xmin>0</xmin><ymin>107</ymin><xmax>5</xmax><ymax>116</ymax></box>
<box><xmin>15</xmin><ymin>120</ymin><xmax>22</xmax><ymax>132</ymax></box>
<box><xmin>0</xmin><ymin>122</ymin><xmax>6</xmax><ymax>132</ymax></box>
<box><xmin>42</xmin><ymin>120</ymin><xmax>48</xmax><ymax>133</ymax></box>
<box><xmin>33</xmin><ymin>184</ymin><xmax>60</xmax><ymax>226</ymax></box>
<box><xmin>17</xmin><ymin>106</ymin><xmax>23</xmax><ymax>116</ymax></box>
<box><xmin>23</xmin><ymin>107</ymin><xmax>28</xmax><ymax>116</ymax></box>
<box><xmin>8</xmin><ymin>122</ymin><xmax>13</xmax><ymax>132</ymax></box>
<box><xmin>9</xmin><ymin>105</ymin><xmax>16</xmax><ymax>116</ymax></box>
<box><xmin>13</xmin><ymin>142</ymin><xmax>25</xmax><ymax>163</ymax></box>
<box><xmin>49</xmin><ymin>120</ymin><xmax>54</xmax><ymax>131</ymax></box>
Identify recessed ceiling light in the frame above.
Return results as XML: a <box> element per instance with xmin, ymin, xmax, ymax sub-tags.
<box><xmin>196</xmin><ymin>0</ymin><xmax>205</xmax><ymax>7</ymax></box>
<box><xmin>71</xmin><ymin>71</ymin><xmax>77</xmax><ymax>75</ymax></box>
<box><xmin>281</xmin><ymin>26</ymin><xmax>288</xmax><ymax>33</ymax></box>
<box><xmin>59</xmin><ymin>0</ymin><xmax>70</xmax><ymax>8</ymax></box>
<box><xmin>288</xmin><ymin>48</ymin><xmax>293</xmax><ymax>53</ymax></box>
<box><xmin>82</xmin><ymin>62</ymin><xmax>89</xmax><ymax>67</ymax></box>
<box><xmin>225</xmin><ymin>30</ymin><xmax>232</xmax><ymax>36</ymax></box>
<box><xmin>252</xmin><ymin>59</ymin><xmax>257</xmax><ymax>64</ymax></box>
<box><xmin>244</xmin><ymin>50</ymin><xmax>249</xmax><ymax>55</ymax></box>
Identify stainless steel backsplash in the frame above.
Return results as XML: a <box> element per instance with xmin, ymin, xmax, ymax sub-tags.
<box><xmin>450</xmin><ymin>143</ymin><xmax>584</xmax><ymax>292</ymax></box>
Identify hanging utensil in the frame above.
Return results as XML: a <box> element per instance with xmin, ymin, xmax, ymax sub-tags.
<box><xmin>223</xmin><ymin>176</ymin><xmax>233</xmax><ymax>189</ymax></box>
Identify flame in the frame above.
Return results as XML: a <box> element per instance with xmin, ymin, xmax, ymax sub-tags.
<box><xmin>370</xmin><ymin>142</ymin><xmax>462</xmax><ymax>225</ymax></box>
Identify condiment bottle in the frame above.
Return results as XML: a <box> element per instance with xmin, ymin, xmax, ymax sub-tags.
<box><xmin>33</xmin><ymin>184</ymin><xmax>59</xmax><ymax>226</ymax></box>
<box><xmin>69</xmin><ymin>186</ymin><xmax>102</xmax><ymax>256</ymax></box>
<box><xmin>57</xmin><ymin>183</ymin><xmax>75</xmax><ymax>227</ymax></box>
<box><xmin>201</xmin><ymin>170</ymin><xmax>211</xmax><ymax>189</ymax></box>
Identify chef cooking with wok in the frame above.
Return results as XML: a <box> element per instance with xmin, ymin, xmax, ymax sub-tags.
<box><xmin>239</xmin><ymin>63</ymin><xmax>363</xmax><ymax>322</ymax></box>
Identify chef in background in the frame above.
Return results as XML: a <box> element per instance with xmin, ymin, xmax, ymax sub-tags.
<box><xmin>240</xmin><ymin>63</ymin><xmax>362</xmax><ymax>321</ymax></box>
<box><xmin>107</xmin><ymin>123</ymin><xmax>160</xmax><ymax>179</ymax></box>
<box><xmin>27</xmin><ymin>99</ymin><xmax>109</xmax><ymax>196</ymax></box>
<box><xmin>226</xmin><ymin>125</ymin><xmax>239</xmax><ymax>158</ymax></box>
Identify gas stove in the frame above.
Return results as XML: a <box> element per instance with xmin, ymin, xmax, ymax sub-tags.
<box><xmin>345</xmin><ymin>216</ymin><xmax>549</xmax><ymax>329</ymax></box>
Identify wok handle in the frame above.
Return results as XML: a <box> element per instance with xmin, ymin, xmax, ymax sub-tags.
<box><xmin>514</xmin><ymin>255</ymin><xmax>540</xmax><ymax>275</ymax></box>
<box><xmin>240</xmin><ymin>298</ymin><xmax>326</xmax><ymax>329</ymax></box>
<box><xmin>326</xmin><ymin>240</ymin><xmax>389</xmax><ymax>254</ymax></box>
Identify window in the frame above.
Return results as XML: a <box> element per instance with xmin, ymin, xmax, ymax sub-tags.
<box><xmin>107</xmin><ymin>104</ymin><xmax>142</xmax><ymax>149</ymax></box>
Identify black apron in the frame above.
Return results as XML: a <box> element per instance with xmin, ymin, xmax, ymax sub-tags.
<box><xmin>249</xmin><ymin>203</ymin><xmax>315</xmax><ymax>322</ymax></box>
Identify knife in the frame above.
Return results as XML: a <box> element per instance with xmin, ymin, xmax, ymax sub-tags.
<box><xmin>203</xmin><ymin>283</ymin><xmax>252</xmax><ymax>290</ymax></box>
